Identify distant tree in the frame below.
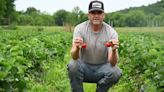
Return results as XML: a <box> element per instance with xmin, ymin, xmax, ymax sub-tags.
<box><xmin>25</xmin><ymin>7</ymin><xmax>40</xmax><ymax>15</ymax></box>
<box><xmin>53</xmin><ymin>9</ymin><xmax>68</xmax><ymax>26</ymax></box>
<box><xmin>124</xmin><ymin>10</ymin><xmax>146</xmax><ymax>27</ymax></box>
<box><xmin>4</xmin><ymin>0</ymin><xmax>15</xmax><ymax>17</ymax></box>
<box><xmin>108</xmin><ymin>0</ymin><xmax>164</xmax><ymax>27</ymax></box>
<box><xmin>104</xmin><ymin>14</ymin><xmax>110</xmax><ymax>24</ymax></box>
<box><xmin>160</xmin><ymin>12</ymin><xmax>164</xmax><ymax>26</ymax></box>
<box><xmin>0</xmin><ymin>0</ymin><xmax>16</xmax><ymax>25</ymax></box>
<box><xmin>108</xmin><ymin>12</ymin><xmax>126</xmax><ymax>27</ymax></box>
<box><xmin>17</xmin><ymin>14</ymin><xmax>33</xmax><ymax>25</ymax></box>
<box><xmin>78</xmin><ymin>12</ymin><xmax>87</xmax><ymax>24</ymax></box>
<box><xmin>41</xmin><ymin>13</ymin><xmax>54</xmax><ymax>26</ymax></box>
<box><xmin>72</xmin><ymin>6</ymin><xmax>81</xmax><ymax>25</ymax></box>
<box><xmin>17</xmin><ymin>7</ymin><xmax>54</xmax><ymax>26</ymax></box>
<box><xmin>67</xmin><ymin>6</ymin><xmax>87</xmax><ymax>26</ymax></box>
<box><xmin>0</xmin><ymin>0</ymin><xmax>6</xmax><ymax>18</ymax></box>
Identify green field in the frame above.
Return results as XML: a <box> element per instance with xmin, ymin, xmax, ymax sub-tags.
<box><xmin>0</xmin><ymin>26</ymin><xmax>163</xmax><ymax>92</ymax></box>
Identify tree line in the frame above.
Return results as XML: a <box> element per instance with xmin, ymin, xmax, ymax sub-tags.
<box><xmin>0</xmin><ymin>0</ymin><xmax>164</xmax><ymax>27</ymax></box>
<box><xmin>108</xmin><ymin>0</ymin><xmax>164</xmax><ymax>27</ymax></box>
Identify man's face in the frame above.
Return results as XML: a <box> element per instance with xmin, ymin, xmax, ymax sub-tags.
<box><xmin>88</xmin><ymin>11</ymin><xmax>105</xmax><ymax>25</ymax></box>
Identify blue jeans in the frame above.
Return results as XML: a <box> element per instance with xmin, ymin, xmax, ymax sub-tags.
<box><xmin>67</xmin><ymin>59</ymin><xmax>122</xmax><ymax>92</ymax></box>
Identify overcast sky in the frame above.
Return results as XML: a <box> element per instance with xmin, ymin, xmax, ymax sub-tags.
<box><xmin>14</xmin><ymin>0</ymin><xmax>160</xmax><ymax>14</ymax></box>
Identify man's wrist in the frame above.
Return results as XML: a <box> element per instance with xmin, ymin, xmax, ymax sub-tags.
<box><xmin>112</xmin><ymin>49</ymin><xmax>117</xmax><ymax>53</ymax></box>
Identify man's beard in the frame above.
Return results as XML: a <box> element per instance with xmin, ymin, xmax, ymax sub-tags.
<box><xmin>92</xmin><ymin>20</ymin><xmax>101</xmax><ymax>25</ymax></box>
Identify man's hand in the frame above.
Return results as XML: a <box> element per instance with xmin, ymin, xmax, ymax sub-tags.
<box><xmin>110</xmin><ymin>39</ymin><xmax>119</xmax><ymax>51</ymax></box>
<box><xmin>108</xmin><ymin>39</ymin><xmax>119</xmax><ymax>66</ymax></box>
<box><xmin>72</xmin><ymin>37</ymin><xmax>84</xmax><ymax>49</ymax></box>
<box><xmin>71</xmin><ymin>37</ymin><xmax>83</xmax><ymax>60</ymax></box>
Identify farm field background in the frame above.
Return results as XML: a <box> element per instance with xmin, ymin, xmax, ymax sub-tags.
<box><xmin>0</xmin><ymin>26</ymin><xmax>163</xmax><ymax>92</ymax></box>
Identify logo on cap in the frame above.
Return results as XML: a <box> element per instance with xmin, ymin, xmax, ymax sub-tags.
<box><xmin>92</xmin><ymin>2</ymin><xmax>102</xmax><ymax>8</ymax></box>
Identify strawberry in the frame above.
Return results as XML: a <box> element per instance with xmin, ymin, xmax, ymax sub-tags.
<box><xmin>81</xmin><ymin>43</ymin><xmax>87</xmax><ymax>48</ymax></box>
<box><xmin>105</xmin><ymin>40</ymin><xmax>113</xmax><ymax>47</ymax></box>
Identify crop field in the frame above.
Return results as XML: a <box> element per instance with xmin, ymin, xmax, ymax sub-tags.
<box><xmin>0</xmin><ymin>26</ymin><xmax>163</xmax><ymax>92</ymax></box>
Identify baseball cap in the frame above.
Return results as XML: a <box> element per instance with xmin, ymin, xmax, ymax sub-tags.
<box><xmin>88</xmin><ymin>0</ymin><xmax>104</xmax><ymax>13</ymax></box>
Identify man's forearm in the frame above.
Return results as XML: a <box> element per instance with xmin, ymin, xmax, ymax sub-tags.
<box><xmin>70</xmin><ymin>46</ymin><xmax>80</xmax><ymax>60</ymax></box>
<box><xmin>108</xmin><ymin>50</ymin><xmax>119</xmax><ymax>66</ymax></box>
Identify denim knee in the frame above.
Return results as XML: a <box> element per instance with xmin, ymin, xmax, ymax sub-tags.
<box><xmin>67</xmin><ymin>60</ymin><xmax>78</xmax><ymax>74</ymax></box>
<box><xmin>98</xmin><ymin>66</ymin><xmax>122</xmax><ymax>85</ymax></box>
<box><xmin>112</xmin><ymin>67</ymin><xmax>122</xmax><ymax>84</ymax></box>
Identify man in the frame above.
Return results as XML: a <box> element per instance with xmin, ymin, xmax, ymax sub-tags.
<box><xmin>67</xmin><ymin>0</ymin><xmax>122</xmax><ymax>92</ymax></box>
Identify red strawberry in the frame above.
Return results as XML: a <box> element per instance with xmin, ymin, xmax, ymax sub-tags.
<box><xmin>105</xmin><ymin>40</ymin><xmax>113</xmax><ymax>47</ymax></box>
<box><xmin>82</xmin><ymin>43</ymin><xmax>87</xmax><ymax>48</ymax></box>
